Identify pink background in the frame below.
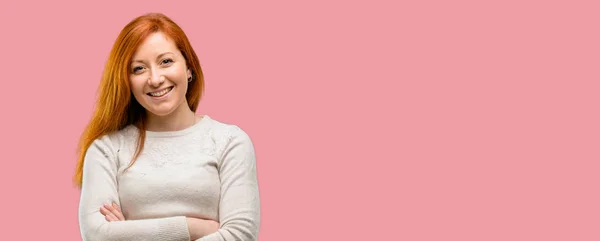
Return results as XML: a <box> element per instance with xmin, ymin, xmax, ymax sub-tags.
<box><xmin>0</xmin><ymin>0</ymin><xmax>598</xmax><ymax>240</ymax></box>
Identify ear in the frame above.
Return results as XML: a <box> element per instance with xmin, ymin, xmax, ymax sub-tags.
<box><xmin>187</xmin><ymin>69</ymin><xmax>192</xmax><ymax>79</ymax></box>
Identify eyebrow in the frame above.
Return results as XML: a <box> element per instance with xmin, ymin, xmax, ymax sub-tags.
<box><xmin>131</xmin><ymin>52</ymin><xmax>175</xmax><ymax>64</ymax></box>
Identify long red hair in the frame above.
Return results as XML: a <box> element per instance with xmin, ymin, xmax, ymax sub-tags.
<box><xmin>73</xmin><ymin>13</ymin><xmax>204</xmax><ymax>188</ymax></box>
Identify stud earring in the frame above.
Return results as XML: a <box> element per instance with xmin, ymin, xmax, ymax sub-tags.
<box><xmin>188</xmin><ymin>74</ymin><xmax>193</xmax><ymax>82</ymax></box>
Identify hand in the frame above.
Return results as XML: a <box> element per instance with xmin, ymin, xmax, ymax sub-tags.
<box><xmin>100</xmin><ymin>202</ymin><xmax>125</xmax><ymax>222</ymax></box>
<box><xmin>186</xmin><ymin>217</ymin><xmax>220</xmax><ymax>239</ymax></box>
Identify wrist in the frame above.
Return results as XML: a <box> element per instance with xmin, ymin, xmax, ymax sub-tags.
<box><xmin>186</xmin><ymin>217</ymin><xmax>201</xmax><ymax>240</ymax></box>
<box><xmin>186</xmin><ymin>217</ymin><xmax>219</xmax><ymax>239</ymax></box>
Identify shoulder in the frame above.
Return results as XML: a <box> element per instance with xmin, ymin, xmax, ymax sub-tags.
<box><xmin>88</xmin><ymin>126</ymin><xmax>136</xmax><ymax>156</ymax></box>
<box><xmin>201</xmin><ymin>115</ymin><xmax>255</xmax><ymax>157</ymax></box>
<box><xmin>202</xmin><ymin>115</ymin><xmax>251</xmax><ymax>139</ymax></box>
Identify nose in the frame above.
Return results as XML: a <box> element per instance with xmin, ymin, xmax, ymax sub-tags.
<box><xmin>148</xmin><ymin>69</ymin><xmax>164</xmax><ymax>87</ymax></box>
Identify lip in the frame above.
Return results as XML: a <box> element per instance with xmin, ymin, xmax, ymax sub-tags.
<box><xmin>147</xmin><ymin>86</ymin><xmax>174</xmax><ymax>95</ymax></box>
<box><xmin>147</xmin><ymin>86</ymin><xmax>174</xmax><ymax>100</ymax></box>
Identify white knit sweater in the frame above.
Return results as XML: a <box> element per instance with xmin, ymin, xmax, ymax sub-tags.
<box><xmin>78</xmin><ymin>115</ymin><xmax>260</xmax><ymax>241</ymax></box>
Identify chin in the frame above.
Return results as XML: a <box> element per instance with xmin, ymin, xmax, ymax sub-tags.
<box><xmin>146</xmin><ymin>107</ymin><xmax>177</xmax><ymax>117</ymax></box>
<box><xmin>134</xmin><ymin>92</ymin><xmax>187</xmax><ymax>118</ymax></box>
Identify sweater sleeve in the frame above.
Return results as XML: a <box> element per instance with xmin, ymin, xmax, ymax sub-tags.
<box><xmin>78</xmin><ymin>136</ymin><xmax>191</xmax><ymax>241</ymax></box>
<box><xmin>196</xmin><ymin>126</ymin><xmax>261</xmax><ymax>241</ymax></box>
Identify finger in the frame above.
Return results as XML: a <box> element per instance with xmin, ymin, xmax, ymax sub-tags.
<box><xmin>104</xmin><ymin>204</ymin><xmax>123</xmax><ymax>221</ymax></box>
<box><xmin>99</xmin><ymin>206</ymin><xmax>109</xmax><ymax>216</ymax></box>
<box><xmin>100</xmin><ymin>207</ymin><xmax>118</xmax><ymax>222</ymax></box>
<box><xmin>106</xmin><ymin>213</ymin><xmax>118</xmax><ymax>222</ymax></box>
<box><xmin>112</xmin><ymin>203</ymin><xmax>126</xmax><ymax>221</ymax></box>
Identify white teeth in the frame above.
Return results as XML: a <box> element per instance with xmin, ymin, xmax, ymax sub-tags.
<box><xmin>149</xmin><ymin>87</ymin><xmax>172</xmax><ymax>97</ymax></box>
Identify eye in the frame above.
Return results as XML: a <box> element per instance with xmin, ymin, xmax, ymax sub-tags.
<box><xmin>132</xmin><ymin>66</ymin><xmax>144</xmax><ymax>74</ymax></box>
<box><xmin>161</xmin><ymin>58</ymin><xmax>174</xmax><ymax>65</ymax></box>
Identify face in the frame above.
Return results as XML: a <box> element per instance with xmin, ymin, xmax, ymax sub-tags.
<box><xmin>129</xmin><ymin>31</ymin><xmax>191</xmax><ymax>117</ymax></box>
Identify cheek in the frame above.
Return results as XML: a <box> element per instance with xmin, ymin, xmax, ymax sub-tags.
<box><xmin>165</xmin><ymin>66</ymin><xmax>187</xmax><ymax>82</ymax></box>
<box><xmin>129</xmin><ymin>77</ymin><xmax>146</xmax><ymax>95</ymax></box>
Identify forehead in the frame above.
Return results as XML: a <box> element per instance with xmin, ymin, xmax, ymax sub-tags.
<box><xmin>132</xmin><ymin>32</ymin><xmax>178</xmax><ymax>58</ymax></box>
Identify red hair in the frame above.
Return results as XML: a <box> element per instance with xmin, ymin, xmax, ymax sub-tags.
<box><xmin>73</xmin><ymin>13</ymin><xmax>204</xmax><ymax>187</ymax></box>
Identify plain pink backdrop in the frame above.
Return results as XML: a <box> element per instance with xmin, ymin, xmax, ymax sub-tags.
<box><xmin>0</xmin><ymin>0</ymin><xmax>598</xmax><ymax>240</ymax></box>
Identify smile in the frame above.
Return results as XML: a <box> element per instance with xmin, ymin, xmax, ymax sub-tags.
<box><xmin>147</xmin><ymin>86</ymin><xmax>174</xmax><ymax>97</ymax></box>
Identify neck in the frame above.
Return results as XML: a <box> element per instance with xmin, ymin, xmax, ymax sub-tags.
<box><xmin>145</xmin><ymin>103</ymin><xmax>197</xmax><ymax>132</ymax></box>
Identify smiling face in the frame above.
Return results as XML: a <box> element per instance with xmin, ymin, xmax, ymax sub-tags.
<box><xmin>129</xmin><ymin>31</ymin><xmax>192</xmax><ymax>118</ymax></box>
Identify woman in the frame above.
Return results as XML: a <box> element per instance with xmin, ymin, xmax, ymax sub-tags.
<box><xmin>74</xmin><ymin>13</ymin><xmax>260</xmax><ymax>241</ymax></box>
